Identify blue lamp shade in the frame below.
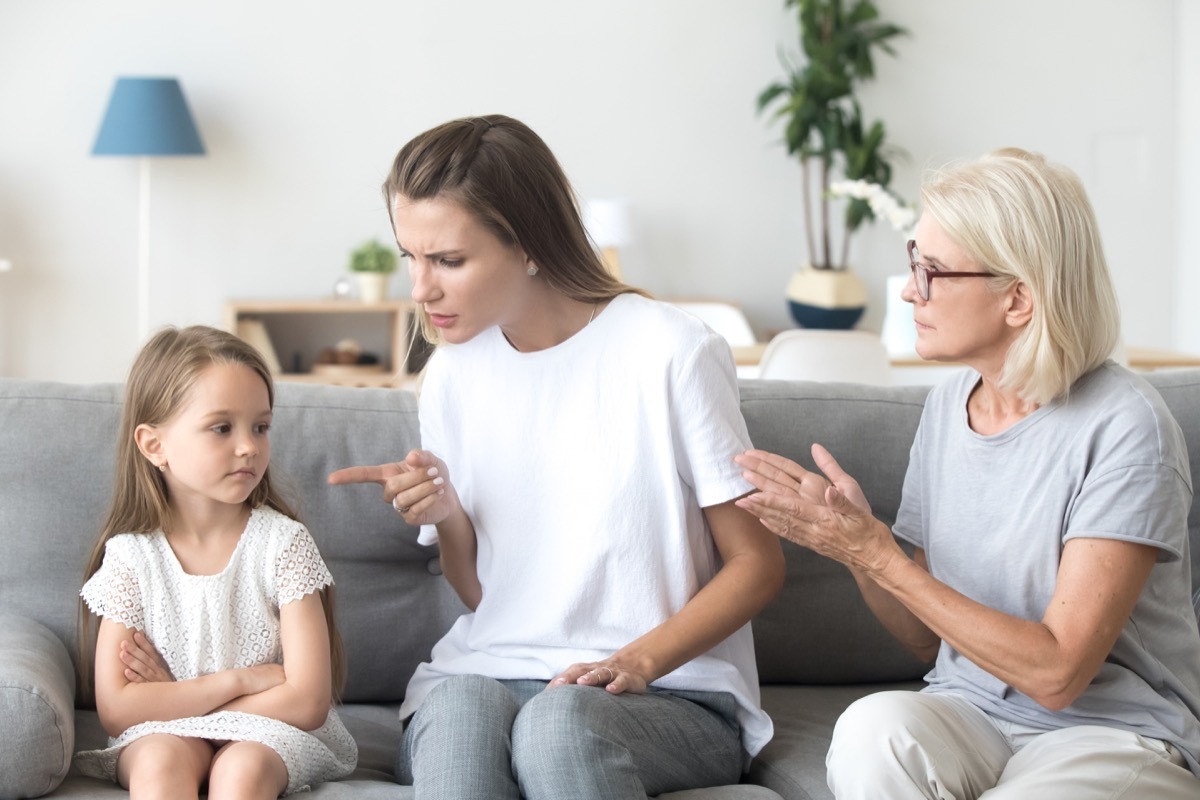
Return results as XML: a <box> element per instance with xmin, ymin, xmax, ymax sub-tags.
<box><xmin>93</xmin><ymin>77</ymin><xmax>205</xmax><ymax>156</ymax></box>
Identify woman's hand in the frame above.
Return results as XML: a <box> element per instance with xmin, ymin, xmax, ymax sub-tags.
<box><xmin>548</xmin><ymin>659</ymin><xmax>649</xmax><ymax>695</ymax></box>
<box><xmin>119</xmin><ymin>631</ymin><xmax>175</xmax><ymax>684</ymax></box>
<box><xmin>735</xmin><ymin>444</ymin><xmax>898</xmax><ymax>575</ymax></box>
<box><xmin>334</xmin><ymin>449</ymin><xmax>483</xmax><ymax>608</ymax></box>
<box><xmin>736</xmin><ymin>444</ymin><xmax>871</xmax><ymax>515</ymax></box>
<box><xmin>328</xmin><ymin>449</ymin><xmax>459</xmax><ymax>525</ymax></box>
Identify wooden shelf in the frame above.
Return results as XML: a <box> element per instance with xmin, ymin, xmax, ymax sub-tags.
<box><xmin>224</xmin><ymin>299</ymin><xmax>431</xmax><ymax>386</ymax></box>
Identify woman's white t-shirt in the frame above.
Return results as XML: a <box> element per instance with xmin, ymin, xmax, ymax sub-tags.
<box><xmin>399</xmin><ymin>293</ymin><xmax>773</xmax><ymax>757</ymax></box>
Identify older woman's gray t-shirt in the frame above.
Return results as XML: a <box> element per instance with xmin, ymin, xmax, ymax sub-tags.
<box><xmin>894</xmin><ymin>362</ymin><xmax>1200</xmax><ymax>776</ymax></box>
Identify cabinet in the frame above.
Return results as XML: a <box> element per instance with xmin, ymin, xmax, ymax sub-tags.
<box><xmin>224</xmin><ymin>300</ymin><xmax>431</xmax><ymax>387</ymax></box>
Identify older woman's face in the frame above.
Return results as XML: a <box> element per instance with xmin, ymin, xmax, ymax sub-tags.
<box><xmin>392</xmin><ymin>195</ymin><xmax>534</xmax><ymax>346</ymax></box>
<box><xmin>902</xmin><ymin>214</ymin><xmax>1015</xmax><ymax>366</ymax></box>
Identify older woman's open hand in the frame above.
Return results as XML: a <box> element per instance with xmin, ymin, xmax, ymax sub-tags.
<box><xmin>736</xmin><ymin>444</ymin><xmax>872</xmax><ymax>514</ymax></box>
<box><xmin>734</xmin><ymin>444</ymin><xmax>897</xmax><ymax>575</ymax></box>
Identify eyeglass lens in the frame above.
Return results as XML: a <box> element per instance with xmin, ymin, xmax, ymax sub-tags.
<box><xmin>907</xmin><ymin>240</ymin><xmax>930</xmax><ymax>300</ymax></box>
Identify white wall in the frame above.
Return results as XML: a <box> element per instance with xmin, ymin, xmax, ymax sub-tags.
<box><xmin>1177</xmin><ymin>0</ymin><xmax>1200</xmax><ymax>353</ymax></box>
<box><xmin>0</xmin><ymin>0</ymin><xmax>1185</xmax><ymax>381</ymax></box>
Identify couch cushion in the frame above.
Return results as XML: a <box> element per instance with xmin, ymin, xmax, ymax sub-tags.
<box><xmin>0</xmin><ymin>380</ymin><xmax>123</xmax><ymax>678</ymax></box>
<box><xmin>750</xmin><ymin>682</ymin><xmax>922</xmax><ymax>800</ymax></box>
<box><xmin>0</xmin><ymin>613</ymin><xmax>76</xmax><ymax>798</ymax></box>
<box><xmin>739</xmin><ymin>381</ymin><xmax>933</xmax><ymax>684</ymax></box>
<box><xmin>269</xmin><ymin>383</ymin><xmax>468</xmax><ymax>703</ymax></box>
<box><xmin>1145</xmin><ymin>370</ymin><xmax>1200</xmax><ymax>594</ymax></box>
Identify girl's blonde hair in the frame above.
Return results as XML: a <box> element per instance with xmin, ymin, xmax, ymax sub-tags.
<box><xmin>382</xmin><ymin>114</ymin><xmax>647</xmax><ymax>345</ymax></box>
<box><xmin>79</xmin><ymin>326</ymin><xmax>346</xmax><ymax>701</ymax></box>
<box><xmin>920</xmin><ymin>148</ymin><xmax>1120</xmax><ymax>405</ymax></box>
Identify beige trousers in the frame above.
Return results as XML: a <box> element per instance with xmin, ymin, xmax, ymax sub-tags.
<box><xmin>827</xmin><ymin>690</ymin><xmax>1199</xmax><ymax>799</ymax></box>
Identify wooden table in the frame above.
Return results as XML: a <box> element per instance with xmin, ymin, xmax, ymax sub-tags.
<box><xmin>732</xmin><ymin>343</ymin><xmax>1200</xmax><ymax>372</ymax></box>
<box><xmin>1124</xmin><ymin>346</ymin><xmax>1200</xmax><ymax>370</ymax></box>
<box><xmin>732</xmin><ymin>343</ymin><xmax>768</xmax><ymax>366</ymax></box>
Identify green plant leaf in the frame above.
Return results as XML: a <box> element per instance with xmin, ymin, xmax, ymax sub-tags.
<box><xmin>758</xmin><ymin>0</ymin><xmax>908</xmax><ymax>261</ymax></box>
<box><xmin>348</xmin><ymin>239</ymin><xmax>398</xmax><ymax>273</ymax></box>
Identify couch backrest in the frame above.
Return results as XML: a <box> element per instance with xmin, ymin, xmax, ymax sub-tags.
<box><xmin>739</xmin><ymin>380</ymin><xmax>933</xmax><ymax>683</ymax></box>
<box><xmin>1</xmin><ymin>370</ymin><xmax>1197</xmax><ymax>700</ymax></box>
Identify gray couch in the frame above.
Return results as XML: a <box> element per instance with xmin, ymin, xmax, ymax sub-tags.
<box><xmin>2</xmin><ymin>371</ymin><xmax>1198</xmax><ymax>800</ymax></box>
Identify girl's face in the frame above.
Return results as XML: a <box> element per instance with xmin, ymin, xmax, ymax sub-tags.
<box><xmin>139</xmin><ymin>363</ymin><xmax>272</xmax><ymax>516</ymax></box>
<box><xmin>393</xmin><ymin>195</ymin><xmax>537</xmax><ymax>346</ymax></box>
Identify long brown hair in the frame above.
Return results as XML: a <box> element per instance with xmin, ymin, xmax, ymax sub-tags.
<box><xmin>79</xmin><ymin>326</ymin><xmax>346</xmax><ymax>701</ymax></box>
<box><xmin>383</xmin><ymin>114</ymin><xmax>647</xmax><ymax>344</ymax></box>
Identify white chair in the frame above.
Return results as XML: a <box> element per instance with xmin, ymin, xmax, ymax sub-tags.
<box><xmin>672</xmin><ymin>301</ymin><xmax>757</xmax><ymax>347</ymax></box>
<box><xmin>757</xmin><ymin>329</ymin><xmax>893</xmax><ymax>384</ymax></box>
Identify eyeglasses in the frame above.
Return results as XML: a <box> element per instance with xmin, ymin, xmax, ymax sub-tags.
<box><xmin>907</xmin><ymin>239</ymin><xmax>998</xmax><ymax>301</ymax></box>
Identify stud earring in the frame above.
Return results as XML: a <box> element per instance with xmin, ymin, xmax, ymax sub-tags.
<box><xmin>158</xmin><ymin>463</ymin><xmax>167</xmax><ymax>473</ymax></box>
<box><xmin>527</xmin><ymin>265</ymin><xmax>538</xmax><ymax>276</ymax></box>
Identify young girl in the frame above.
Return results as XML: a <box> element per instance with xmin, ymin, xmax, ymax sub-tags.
<box><xmin>75</xmin><ymin>325</ymin><xmax>357</xmax><ymax>799</ymax></box>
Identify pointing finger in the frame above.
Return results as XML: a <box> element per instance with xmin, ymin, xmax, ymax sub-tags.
<box><xmin>327</xmin><ymin>464</ymin><xmax>393</xmax><ymax>486</ymax></box>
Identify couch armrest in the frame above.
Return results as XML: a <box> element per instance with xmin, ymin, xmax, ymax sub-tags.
<box><xmin>0</xmin><ymin>613</ymin><xmax>76</xmax><ymax>798</ymax></box>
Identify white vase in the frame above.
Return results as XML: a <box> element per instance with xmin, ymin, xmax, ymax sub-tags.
<box><xmin>880</xmin><ymin>274</ymin><xmax>917</xmax><ymax>357</ymax></box>
<box><xmin>355</xmin><ymin>273</ymin><xmax>390</xmax><ymax>304</ymax></box>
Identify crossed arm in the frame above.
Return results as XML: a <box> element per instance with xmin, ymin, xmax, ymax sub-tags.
<box><xmin>94</xmin><ymin>591</ymin><xmax>333</xmax><ymax>737</ymax></box>
<box><xmin>735</xmin><ymin>444</ymin><xmax>1159</xmax><ymax>711</ymax></box>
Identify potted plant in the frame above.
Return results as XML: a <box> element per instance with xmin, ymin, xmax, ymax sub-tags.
<box><xmin>757</xmin><ymin>0</ymin><xmax>909</xmax><ymax>328</ymax></box>
<box><xmin>348</xmin><ymin>239</ymin><xmax>398</xmax><ymax>304</ymax></box>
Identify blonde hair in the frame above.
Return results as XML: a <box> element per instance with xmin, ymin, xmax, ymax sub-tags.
<box><xmin>79</xmin><ymin>326</ymin><xmax>346</xmax><ymax>701</ymax></box>
<box><xmin>920</xmin><ymin>148</ymin><xmax>1120</xmax><ymax>405</ymax></box>
<box><xmin>382</xmin><ymin>114</ymin><xmax>646</xmax><ymax>344</ymax></box>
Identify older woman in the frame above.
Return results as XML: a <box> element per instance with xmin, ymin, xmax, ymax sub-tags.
<box><xmin>736</xmin><ymin>149</ymin><xmax>1200</xmax><ymax>798</ymax></box>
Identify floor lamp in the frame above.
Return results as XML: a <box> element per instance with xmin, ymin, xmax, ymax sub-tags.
<box><xmin>93</xmin><ymin>77</ymin><xmax>205</xmax><ymax>342</ymax></box>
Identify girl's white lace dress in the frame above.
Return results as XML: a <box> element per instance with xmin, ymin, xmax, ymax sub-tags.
<box><xmin>75</xmin><ymin>506</ymin><xmax>358</xmax><ymax>795</ymax></box>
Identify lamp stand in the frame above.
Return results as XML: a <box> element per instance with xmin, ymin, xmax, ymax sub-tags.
<box><xmin>138</xmin><ymin>157</ymin><xmax>151</xmax><ymax>341</ymax></box>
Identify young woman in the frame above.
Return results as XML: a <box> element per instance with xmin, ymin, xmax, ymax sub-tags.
<box><xmin>330</xmin><ymin>114</ymin><xmax>785</xmax><ymax>799</ymax></box>
<box><xmin>76</xmin><ymin>326</ymin><xmax>356</xmax><ymax>799</ymax></box>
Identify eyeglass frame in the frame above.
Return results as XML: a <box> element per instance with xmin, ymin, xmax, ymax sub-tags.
<box><xmin>907</xmin><ymin>239</ymin><xmax>999</xmax><ymax>301</ymax></box>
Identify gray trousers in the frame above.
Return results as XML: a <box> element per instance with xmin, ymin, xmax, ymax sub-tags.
<box><xmin>396</xmin><ymin>674</ymin><xmax>744</xmax><ymax>799</ymax></box>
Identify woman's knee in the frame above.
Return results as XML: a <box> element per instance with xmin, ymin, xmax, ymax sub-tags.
<box><xmin>399</xmin><ymin>675</ymin><xmax>525</xmax><ymax>788</ymax></box>
<box><xmin>420</xmin><ymin>673</ymin><xmax>520</xmax><ymax>727</ymax></box>
<box><xmin>512</xmin><ymin>687</ymin><xmax>625</xmax><ymax>795</ymax></box>
<box><xmin>828</xmin><ymin>691</ymin><xmax>1009</xmax><ymax>799</ymax></box>
<box><xmin>513</xmin><ymin>684</ymin><xmax>607</xmax><ymax>751</ymax></box>
<box><xmin>832</xmin><ymin>692</ymin><xmax>917</xmax><ymax>748</ymax></box>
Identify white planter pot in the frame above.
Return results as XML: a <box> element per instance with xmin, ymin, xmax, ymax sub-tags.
<box><xmin>355</xmin><ymin>273</ymin><xmax>390</xmax><ymax>304</ymax></box>
<box><xmin>785</xmin><ymin>266</ymin><xmax>867</xmax><ymax>329</ymax></box>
